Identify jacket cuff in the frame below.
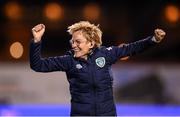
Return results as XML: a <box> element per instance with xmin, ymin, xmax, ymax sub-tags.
<box><xmin>31</xmin><ymin>39</ymin><xmax>41</xmax><ymax>44</ymax></box>
<box><xmin>151</xmin><ymin>36</ymin><xmax>161</xmax><ymax>43</ymax></box>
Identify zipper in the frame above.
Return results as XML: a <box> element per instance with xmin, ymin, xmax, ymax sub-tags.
<box><xmin>93</xmin><ymin>84</ymin><xmax>97</xmax><ymax>115</ymax></box>
<box><xmin>88</xmin><ymin>57</ymin><xmax>97</xmax><ymax>115</ymax></box>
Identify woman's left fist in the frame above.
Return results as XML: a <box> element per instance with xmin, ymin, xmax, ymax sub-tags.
<box><xmin>154</xmin><ymin>28</ymin><xmax>166</xmax><ymax>42</ymax></box>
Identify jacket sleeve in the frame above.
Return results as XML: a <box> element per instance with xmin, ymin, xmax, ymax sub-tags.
<box><xmin>105</xmin><ymin>36</ymin><xmax>157</xmax><ymax>64</ymax></box>
<box><xmin>29</xmin><ymin>40</ymin><xmax>71</xmax><ymax>72</ymax></box>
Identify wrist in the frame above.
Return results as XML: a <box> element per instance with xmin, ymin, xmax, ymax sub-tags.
<box><xmin>152</xmin><ymin>36</ymin><xmax>161</xmax><ymax>43</ymax></box>
<box><xmin>33</xmin><ymin>37</ymin><xmax>41</xmax><ymax>43</ymax></box>
<box><xmin>34</xmin><ymin>38</ymin><xmax>41</xmax><ymax>43</ymax></box>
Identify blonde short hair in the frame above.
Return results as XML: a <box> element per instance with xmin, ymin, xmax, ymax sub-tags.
<box><xmin>67</xmin><ymin>21</ymin><xmax>102</xmax><ymax>47</ymax></box>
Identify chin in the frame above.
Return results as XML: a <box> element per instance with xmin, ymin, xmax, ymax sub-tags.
<box><xmin>74</xmin><ymin>53</ymin><xmax>81</xmax><ymax>58</ymax></box>
<box><xmin>74</xmin><ymin>53</ymin><xmax>85</xmax><ymax>59</ymax></box>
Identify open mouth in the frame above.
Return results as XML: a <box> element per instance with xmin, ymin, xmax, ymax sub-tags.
<box><xmin>73</xmin><ymin>48</ymin><xmax>80</xmax><ymax>52</ymax></box>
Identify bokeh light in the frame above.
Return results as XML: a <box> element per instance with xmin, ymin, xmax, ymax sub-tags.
<box><xmin>9</xmin><ymin>42</ymin><xmax>23</xmax><ymax>59</ymax></box>
<box><xmin>4</xmin><ymin>2</ymin><xmax>23</xmax><ymax>20</ymax></box>
<box><xmin>164</xmin><ymin>5</ymin><xmax>179</xmax><ymax>23</ymax></box>
<box><xmin>83</xmin><ymin>3</ymin><xmax>101</xmax><ymax>21</ymax></box>
<box><xmin>44</xmin><ymin>2</ymin><xmax>64</xmax><ymax>21</ymax></box>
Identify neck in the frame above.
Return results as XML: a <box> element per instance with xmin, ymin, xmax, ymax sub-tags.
<box><xmin>74</xmin><ymin>49</ymin><xmax>95</xmax><ymax>60</ymax></box>
<box><xmin>80</xmin><ymin>55</ymin><xmax>88</xmax><ymax>60</ymax></box>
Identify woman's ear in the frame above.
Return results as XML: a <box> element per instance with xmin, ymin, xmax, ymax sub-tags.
<box><xmin>90</xmin><ymin>41</ymin><xmax>95</xmax><ymax>49</ymax></box>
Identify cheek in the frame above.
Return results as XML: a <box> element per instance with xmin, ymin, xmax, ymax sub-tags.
<box><xmin>80</xmin><ymin>45</ymin><xmax>89</xmax><ymax>51</ymax></box>
<box><xmin>83</xmin><ymin>47</ymin><xmax>90</xmax><ymax>53</ymax></box>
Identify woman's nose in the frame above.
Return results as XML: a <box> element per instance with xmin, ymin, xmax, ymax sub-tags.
<box><xmin>71</xmin><ymin>43</ymin><xmax>77</xmax><ymax>48</ymax></box>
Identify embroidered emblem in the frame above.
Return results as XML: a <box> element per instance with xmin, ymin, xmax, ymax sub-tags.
<box><xmin>95</xmin><ymin>57</ymin><xmax>106</xmax><ymax>68</ymax></box>
<box><xmin>76</xmin><ymin>64</ymin><xmax>82</xmax><ymax>69</ymax></box>
<box><xmin>106</xmin><ymin>47</ymin><xmax>112</xmax><ymax>51</ymax></box>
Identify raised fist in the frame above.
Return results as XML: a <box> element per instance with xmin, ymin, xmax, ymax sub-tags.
<box><xmin>154</xmin><ymin>29</ymin><xmax>166</xmax><ymax>42</ymax></box>
<box><xmin>32</xmin><ymin>24</ymin><xmax>45</xmax><ymax>43</ymax></box>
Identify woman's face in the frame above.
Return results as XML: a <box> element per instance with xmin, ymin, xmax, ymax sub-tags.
<box><xmin>70</xmin><ymin>31</ymin><xmax>93</xmax><ymax>60</ymax></box>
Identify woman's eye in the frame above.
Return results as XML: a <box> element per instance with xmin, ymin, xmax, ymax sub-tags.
<box><xmin>76</xmin><ymin>41</ymin><xmax>81</xmax><ymax>44</ymax></box>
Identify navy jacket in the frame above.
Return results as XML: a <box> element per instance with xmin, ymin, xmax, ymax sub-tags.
<box><xmin>29</xmin><ymin>36</ymin><xmax>157</xmax><ymax>116</ymax></box>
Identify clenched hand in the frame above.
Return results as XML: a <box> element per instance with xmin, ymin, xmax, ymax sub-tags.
<box><xmin>154</xmin><ymin>29</ymin><xmax>166</xmax><ymax>43</ymax></box>
<box><xmin>32</xmin><ymin>24</ymin><xmax>45</xmax><ymax>43</ymax></box>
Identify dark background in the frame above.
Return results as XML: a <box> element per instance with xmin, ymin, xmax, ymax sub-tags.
<box><xmin>0</xmin><ymin>0</ymin><xmax>179</xmax><ymax>62</ymax></box>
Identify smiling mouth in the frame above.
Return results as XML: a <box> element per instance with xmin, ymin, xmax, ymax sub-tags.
<box><xmin>72</xmin><ymin>48</ymin><xmax>80</xmax><ymax>52</ymax></box>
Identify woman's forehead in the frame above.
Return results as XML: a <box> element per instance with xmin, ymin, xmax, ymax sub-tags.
<box><xmin>72</xmin><ymin>31</ymin><xmax>86</xmax><ymax>40</ymax></box>
<box><xmin>73</xmin><ymin>30</ymin><xmax>83</xmax><ymax>35</ymax></box>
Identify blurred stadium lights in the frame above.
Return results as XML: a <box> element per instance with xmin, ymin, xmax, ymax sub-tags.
<box><xmin>83</xmin><ymin>3</ymin><xmax>101</xmax><ymax>21</ymax></box>
<box><xmin>9</xmin><ymin>42</ymin><xmax>23</xmax><ymax>59</ymax></box>
<box><xmin>0</xmin><ymin>1</ymin><xmax>180</xmax><ymax>62</ymax></box>
<box><xmin>164</xmin><ymin>4</ymin><xmax>179</xmax><ymax>23</ymax></box>
<box><xmin>3</xmin><ymin>1</ymin><xmax>23</xmax><ymax>21</ymax></box>
<box><xmin>43</xmin><ymin>2</ymin><xmax>64</xmax><ymax>22</ymax></box>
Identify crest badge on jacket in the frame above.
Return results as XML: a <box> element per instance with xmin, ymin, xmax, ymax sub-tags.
<box><xmin>95</xmin><ymin>57</ymin><xmax>106</xmax><ymax>68</ymax></box>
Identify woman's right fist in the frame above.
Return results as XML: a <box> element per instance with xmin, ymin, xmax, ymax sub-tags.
<box><xmin>32</xmin><ymin>24</ymin><xmax>45</xmax><ymax>43</ymax></box>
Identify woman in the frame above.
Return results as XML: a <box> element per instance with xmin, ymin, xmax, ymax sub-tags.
<box><xmin>30</xmin><ymin>21</ymin><xmax>165</xmax><ymax>116</ymax></box>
